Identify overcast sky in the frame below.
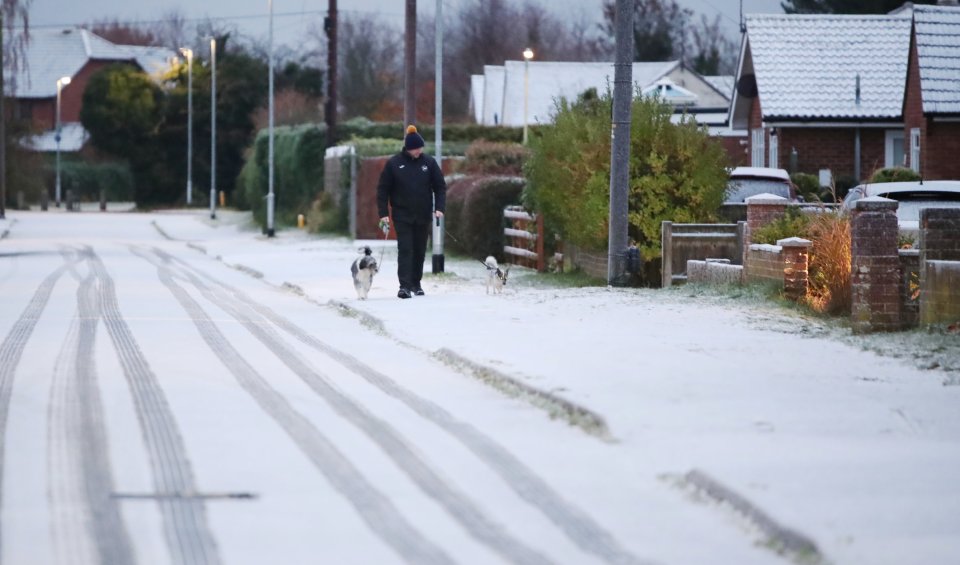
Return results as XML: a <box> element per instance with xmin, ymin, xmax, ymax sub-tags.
<box><xmin>28</xmin><ymin>0</ymin><xmax>784</xmax><ymax>51</ymax></box>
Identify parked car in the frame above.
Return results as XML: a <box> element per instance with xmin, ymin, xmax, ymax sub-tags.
<box><xmin>725</xmin><ymin>167</ymin><xmax>797</xmax><ymax>203</ymax></box>
<box><xmin>719</xmin><ymin>167</ymin><xmax>798</xmax><ymax>221</ymax></box>
<box><xmin>842</xmin><ymin>180</ymin><xmax>960</xmax><ymax>237</ymax></box>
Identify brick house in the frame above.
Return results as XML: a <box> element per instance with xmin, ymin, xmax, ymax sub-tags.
<box><xmin>729</xmin><ymin>13</ymin><xmax>913</xmax><ymax>186</ymax></box>
<box><xmin>5</xmin><ymin>27</ymin><xmax>174</xmax><ymax>152</ymax></box>
<box><xmin>902</xmin><ymin>4</ymin><xmax>960</xmax><ymax>179</ymax></box>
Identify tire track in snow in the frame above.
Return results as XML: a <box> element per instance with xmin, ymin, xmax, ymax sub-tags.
<box><xmin>88</xmin><ymin>248</ymin><xmax>221</xmax><ymax>565</ymax></box>
<box><xmin>0</xmin><ymin>254</ymin><xmax>73</xmax><ymax>555</ymax></box>
<box><xmin>164</xmin><ymin>250</ymin><xmax>650</xmax><ymax>565</ymax></box>
<box><xmin>134</xmin><ymin>248</ymin><xmax>455</xmax><ymax>565</ymax></box>
<box><xmin>47</xmin><ymin>259</ymin><xmax>136</xmax><ymax>565</ymax></box>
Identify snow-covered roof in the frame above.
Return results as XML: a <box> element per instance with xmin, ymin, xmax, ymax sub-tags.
<box><xmin>641</xmin><ymin>78</ymin><xmax>698</xmax><ymax>106</ymax></box>
<box><xmin>913</xmin><ymin>4</ymin><xmax>960</xmax><ymax>115</ymax></box>
<box><xmin>744</xmin><ymin>13</ymin><xmax>912</xmax><ymax>120</ymax></box>
<box><xmin>495</xmin><ymin>60</ymin><xmax>677</xmax><ymax>127</ymax></box>
<box><xmin>704</xmin><ymin>75</ymin><xmax>735</xmax><ymax>100</ymax></box>
<box><xmin>3</xmin><ymin>27</ymin><xmax>175</xmax><ymax>98</ymax></box>
<box><xmin>21</xmin><ymin>122</ymin><xmax>88</xmax><ymax>152</ymax></box>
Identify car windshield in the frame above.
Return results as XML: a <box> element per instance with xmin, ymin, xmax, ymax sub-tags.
<box><xmin>726</xmin><ymin>179</ymin><xmax>792</xmax><ymax>202</ymax></box>
<box><xmin>891</xmin><ymin>197</ymin><xmax>960</xmax><ymax>221</ymax></box>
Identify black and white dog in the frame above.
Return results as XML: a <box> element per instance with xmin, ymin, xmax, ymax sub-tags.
<box><xmin>484</xmin><ymin>256</ymin><xmax>510</xmax><ymax>295</ymax></box>
<box><xmin>351</xmin><ymin>246</ymin><xmax>379</xmax><ymax>300</ymax></box>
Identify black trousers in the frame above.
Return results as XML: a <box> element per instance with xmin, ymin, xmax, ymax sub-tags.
<box><xmin>394</xmin><ymin>219</ymin><xmax>430</xmax><ymax>290</ymax></box>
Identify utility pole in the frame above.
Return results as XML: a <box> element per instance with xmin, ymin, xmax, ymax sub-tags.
<box><xmin>210</xmin><ymin>38</ymin><xmax>217</xmax><ymax>220</ymax></box>
<box><xmin>0</xmin><ymin>19</ymin><xmax>6</xmax><ymax>220</ymax></box>
<box><xmin>607</xmin><ymin>0</ymin><xmax>633</xmax><ymax>286</ymax></box>
<box><xmin>325</xmin><ymin>0</ymin><xmax>337</xmax><ymax>148</ymax></box>
<box><xmin>404</xmin><ymin>0</ymin><xmax>416</xmax><ymax>127</ymax></box>
<box><xmin>432</xmin><ymin>0</ymin><xmax>444</xmax><ymax>273</ymax></box>
<box><xmin>266</xmin><ymin>0</ymin><xmax>276</xmax><ymax>237</ymax></box>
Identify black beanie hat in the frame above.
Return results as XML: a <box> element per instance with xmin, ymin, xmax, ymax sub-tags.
<box><xmin>404</xmin><ymin>124</ymin><xmax>425</xmax><ymax>150</ymax></box>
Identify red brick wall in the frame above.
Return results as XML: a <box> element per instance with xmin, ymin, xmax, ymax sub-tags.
<box><xmin>720</xmin><ymin>136</ymin><xmax>748</xmax><ymax>167</ymax></box>
<box><xmin>30</xmin><ymin>60</ymin><xmax>138</xmax><ymax>130</ymax></box>
<box><xmin>745</xmin><ymin>246</ymin><xmax>784</xmax><ymax>285</ymax></box>
<box><xmin>903</xmin><ymin>29</ymin><xmax>925</xmax><ymax>174</ymax></box>
<box><xmin>925</xmin><ymin>121</ymin><xmax>960</xmax><ymax>180</ymax></box>
<box><xmin>777</xmin><ymin>127</ymin><xmax>885</xmax><ymax>182</ymax></box>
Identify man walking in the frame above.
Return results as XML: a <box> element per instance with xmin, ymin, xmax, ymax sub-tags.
<box><xmin>377</xmin><ymin>125</ymin><xmax>447</xmax><ymax>299</ymax></box>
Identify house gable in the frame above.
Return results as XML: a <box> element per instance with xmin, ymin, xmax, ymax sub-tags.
<box><xmin>913</xmin><ymin>4</ymin><xmax>960</xmax><ymax>116</ymax></box>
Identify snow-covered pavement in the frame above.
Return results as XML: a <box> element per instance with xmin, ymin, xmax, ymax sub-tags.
<box><xmin>1</xmin><ymin>209</ymin><xmax>958</xmax><ymax>565</ymax></box>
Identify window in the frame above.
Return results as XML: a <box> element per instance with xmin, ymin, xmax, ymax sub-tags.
<box><xmin>768</xmin><ymin>131</ymin><xmax>779</xmax><ymax>169</ymax></box>
<box><xmin>751</xmin><ymin>128</ymin><xmax>765</xmax><ymax>167</ymax></box>
<box><xmin>910</xmin><ymin>128</ymin><xmax>921</xmax><ymax>173</ymax></box>
<box><xmin>886</xmin><ymin>130</ymin><xmax>905</xmax><ymax>168</ymax></box>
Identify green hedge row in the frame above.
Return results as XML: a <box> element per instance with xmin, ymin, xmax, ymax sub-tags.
<box><xmin>445</xmin><ymin>175</ymin><xmax>525</xmax><ymax>262</ymax></box>
<box><xmin>237</xmin><ymin>124</ymin><xmax>325</xmax><ymax>227</ymax></box>
<box><xmin>43</xmin><ymin>159</ymin><xmax>134</xmax><ymax>202</ymax></box>
<box><xmin>337</xmin><ymin>118</ymin><xmax>524</xmax><ymax>144</ymax></box>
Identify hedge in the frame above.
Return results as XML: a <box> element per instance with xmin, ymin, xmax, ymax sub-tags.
<box><xmin>445</xmin><ymin>175</ymin><xmax>525</xmax><ymax>262</ymax></box>
<box><xmin>43</xmin><ymin>159</ymin><xmax>134</xmax><ymax>202</ymax></box>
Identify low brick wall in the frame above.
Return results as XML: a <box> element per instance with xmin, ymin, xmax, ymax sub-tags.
<box><xmin>687</xmin><ymin>259</ymin><xmax>743</xmax><ymax>285</ymax></box>
<box><xmin>745</xmin><ymin>244</ymin><xmax>784</xmax><ymax>286</ymax></box>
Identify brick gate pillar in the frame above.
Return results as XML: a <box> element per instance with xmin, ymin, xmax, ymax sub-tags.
<box><xmin>778</xmin><ymin>237</ymin><xmax>812</xmax><ymax>301</ymax></box>
<box><xmin>919</xmin><ymin>208</ymin><xmax>960</xmax><ymax>326</ymax></box>
<box><xmin>851</xmin><ymin>197</ymin><xmax>901</xmax><ymax>333</ymax></box>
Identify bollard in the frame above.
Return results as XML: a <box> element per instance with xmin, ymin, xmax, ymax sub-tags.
<box><xmin>65</xmin><ymin>189</ymin><xmax>74</xmax><ymax>212</ymax></box>
<box><xmin>297</xmin><ymin>214</ymin><xmax>305</xmax><ymax>229</ymax></box>
<box><xmin>16</xmin><ymin>191</ymin><xmax>24</xmax><ymax>211</ymax></box>
<box><xmin>40</xmin><ymin>190</ymin><xmax>49</xmax><ymax>211</ymax></box>
<box><xmin>219</xmin><ymin>190</ymin><xmax>225</xmax><ymax>207</ymax></box>
<box><xmin>100</xmin><ymin>189</ymin><xmax>107</xmax><ymax>211</ymax></box>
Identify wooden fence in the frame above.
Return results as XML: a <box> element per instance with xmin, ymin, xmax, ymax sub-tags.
<box><xmin>503</xmin><ymin>205</ymin><xmax>546</xmax><ymax>272</ymax></box>
<box><xmin>661</xmin><ymin>221</ymin><xmax>747</xmax><ymax>287</ymax></box>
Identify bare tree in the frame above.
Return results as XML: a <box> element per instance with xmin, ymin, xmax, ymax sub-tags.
<box><xmin>151</xmin><ymin>9</ymin><xmax>188</xmax><ymax>50</ymax></box>
<box><xmin>334</xmin><ymin>14</ymin><xmax>402</xmax><ymax>120</ymax></box>
<box><xmin>88</xmin><ymin>18</ymin><xmax>161</xmax><ymax>46</ymax></box>
<box><xmin>688</xmin><ymin>14</ymin><xmax>737</xmax><ymax>75</ymax></box>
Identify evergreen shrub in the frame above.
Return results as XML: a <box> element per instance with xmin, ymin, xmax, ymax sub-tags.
<box><xmin>524</xmin><ymin>93</ymin><xmax>728</xmax><ymax>260</ymax></box>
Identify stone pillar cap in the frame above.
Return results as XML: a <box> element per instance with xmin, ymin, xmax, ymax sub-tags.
<box><xmin>745</xmin><ymin>193</ymin><xmax>789</xmax><ymax>204</ymax></box>
<box><xmin>854</xmin><ymin>196</ymin><xmax>898</xmax><ymax>211</ymax></box>
<box><xmin>777</xmin><ymin>237</ymin><xmax>812</xmax><ymax>248</ymax></box>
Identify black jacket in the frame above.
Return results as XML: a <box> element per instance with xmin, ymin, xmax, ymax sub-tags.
<box><xmin>376</xmin><ymin>150</ymin><xmax>446</xmax><ymax>223</ymax></box>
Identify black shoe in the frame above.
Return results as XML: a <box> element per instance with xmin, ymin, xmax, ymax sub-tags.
<box><xmin>397</xmin><ymin>288</ymin><xmax>412</xmax><ymax>299</ymax></box>
<box><xmin>413</xmin><ymin>287</ymin><xmax>425</xmax><ymax>296</ymax></box>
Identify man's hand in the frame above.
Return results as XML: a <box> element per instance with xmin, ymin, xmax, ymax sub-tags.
<box><xmin>378</xmin><ymin>217</ymin><xmax>390</xmax><ymax>236</ymax></box>
<box><xmin>434</xmin><ymin>211</ymin><xmax>444</xmax><ymax>219</ymax></box>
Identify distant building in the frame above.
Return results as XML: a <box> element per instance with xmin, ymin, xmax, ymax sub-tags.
<box><xmin>4</xmin><ymin>27</ymin><xmax>176</xmax><ymax>152</ymax></box>
<box><xmin>470</xmin><ymin>60</ymin><xmax>745</xmax><ymax>164</ymax></box>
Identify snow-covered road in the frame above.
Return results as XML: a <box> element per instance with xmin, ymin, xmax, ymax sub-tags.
<box><xmin>1</xmin><ymin>210</ymin><xmax>958</xmax><ymax>565</ymax></box>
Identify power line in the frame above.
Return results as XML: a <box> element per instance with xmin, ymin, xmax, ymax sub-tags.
<box><xmin>25</xmin><ymin>7</ymin><xmax>402</xmax><ymax>31</ymax></box>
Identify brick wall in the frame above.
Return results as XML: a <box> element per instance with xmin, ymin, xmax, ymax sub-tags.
<box><xmin>925</xmin><ymin>121</ymin><xmax>960</xmax><ymax>180</ymax></box>
<box><xmin>850</xmin><ymin>198</ymin><xmax>901</xmax><ymax>333</ymax></box>
<box><xmin>778</xmin><ymin>127</ymin><xmax>886</xmax><ymax>182</ymax></box>
<box><xmin>919</xmin><ymin>208</ymin><xmax>960</xmax><ymax>325</ymax></box>
<box><xmin>780</xmin><ymin>238</ymin><xmax>812</xmax><ymax>301</ymax></box>
<box><xmin>720</xmin><ymin>135</ymin><xmax>748</xmax><ymax>167</ymax></box>
<box><xmin>30</xmin><ymin>60</ymin><xmax>127</xmax><ymax>130</ymax></box>
<box><xmin>904</xmin><ymin>29</ymin><xmax>925</xmax><ymax>175</ymax></box>
<box><xmin>745</xmin><ymin>244</ymin><xmax>784</xmax><ymax>285</ymax></box>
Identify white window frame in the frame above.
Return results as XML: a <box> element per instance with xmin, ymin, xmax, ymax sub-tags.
<box><xmin>885</xmin><ymin>130</ymin><xmax>905</xmax><ymax>168</ymax></box>
<box><xmin>768</xmin><ymin>131</ymin><xmax>779</xmax><ymax>169</ymax></box>
<box><xmin>909</xmin><ymin>128</ymin><xmax>921</xmax><ymax>173</ymax></box>
<box><xmin>751</xmin><ymin>128</ymin><xmax>765</xmax><ymax>167</ymax></box>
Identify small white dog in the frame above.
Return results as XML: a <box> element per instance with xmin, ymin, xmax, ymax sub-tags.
<box><xmin>350</xmin><ymin>246</ymin><xmax>379</xmax><ymax>300</ymax></box>
<box><xmin>484</xmin><ymin>256</ymin><xmax>510</xmax><ymax>295</ymax></box>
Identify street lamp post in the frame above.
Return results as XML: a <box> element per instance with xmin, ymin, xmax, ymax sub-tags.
<box><xmin>266</xmin><ymin>0</ymin><xmax>276</xmax><ymax>237</ymax></box>
<box><xmin>522</xmin><ymin>48</ymin><xmax>533</xmax><ymax>145</ymax></box>
<box><xmin>210</xmin><ymin>38</ymin><xmax>217</xmax><ymax>220</ymax></box>
<box><xmin>55</xmin><ymin>76</ymin><xmax>72</xmax><ymax>208</ymax></box>
<box><xmin>181</xmin><ymin>48</ymin><xmax>194</xmax><ymax>205</ymax></box>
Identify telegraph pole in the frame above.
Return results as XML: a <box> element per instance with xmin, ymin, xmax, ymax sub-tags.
<box><xmin>607</xmin><ymin>0</ymin><xmax>633</xmax><ymax>286</ymax></box>
<box><xmin>325</xmin><ymin>0</ymin><xmax>337</xmax><ymax>148</ymax></box>
<box><xmin>404</xmin><ymin>0</ymin><xmax>416</xmax><ymax>127</ymax></box>
<box><xmin>432</xmin><ymin>0</ymin><xmax>444</xmax><ymax>273</ymax></box>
